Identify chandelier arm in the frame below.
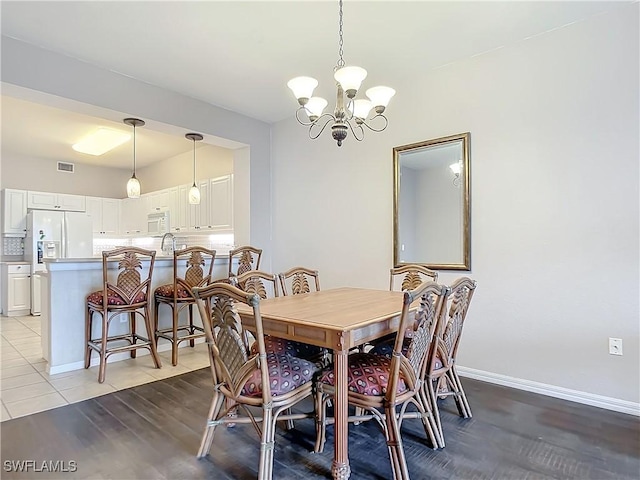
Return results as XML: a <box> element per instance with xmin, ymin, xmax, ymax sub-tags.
<box><xmin>359</xmin><ymin>113</ymin><xmax>389</xmax><ymax>133</ymax></box>
<box><xmin>346</xmin><ymin>120</ymin><xmax>365</xmax><ymax>142</ymax></box>
<box><xmin>309</xmin><ymin>115</ymin><xmax>337</xmax><ymax>140</ymax></box>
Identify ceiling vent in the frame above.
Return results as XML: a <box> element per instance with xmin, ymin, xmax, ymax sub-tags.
<box><xmin>57</xmin><ymin>161</ymin><xmax>75</xmax><ymax>173</ymax></box>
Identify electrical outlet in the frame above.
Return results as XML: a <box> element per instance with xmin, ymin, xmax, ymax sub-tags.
<box><xmin>609</xmin><ymin>338</ymin><xmax>623</xmax><ymax>356</ymax></box>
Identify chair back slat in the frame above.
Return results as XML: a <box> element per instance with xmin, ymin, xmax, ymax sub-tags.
<box><xmin>278</xmin><ymin>267</ymin><xmax>320</xmax><ymax>296</ymax></box>
<box><xmin>440</xmin><ymin>277</ymin><xmax>476</xmax><ymax>365</ymax></box>
<box><xmin>233</xmin><ymin>270</ymin><xmax>279</xmax><ymax>299</ymax></box>
<box><xmin>387</xmin><ymin>281</ymin><xmax>448</xmax><ymax>402</ymax></box>
<box><xmin>102</xmin><ymin>247</ymin><xmax>155</xmax><ymax>304</ymax></box>
<box><xmin>193</xmin><ymin>283</ymin><xmax>265</xmax><ymax>397</ymax></box>
<box><xmin>228</xmin><ymin>245</ymin><xmax>262</xmax><ymax>277</ymax></box>
<box><xmin>390</xmin><ymin>265</ymin><xmax>438</xmax><ymax>292</ymax></box>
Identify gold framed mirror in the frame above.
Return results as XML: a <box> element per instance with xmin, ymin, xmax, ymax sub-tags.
<box><xmin>393</xmin><ymin>132</ymin><xmax>470</xmax><ymax>270</ymax></box>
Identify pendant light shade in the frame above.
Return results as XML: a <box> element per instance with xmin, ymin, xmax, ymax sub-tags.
<box><xmin>126</xmin><ymin>176</ymin><xmax>141</xmax><ymax>198</ymax></box>
<box><xmin>186</xmin><ymin>133</ymin><xmax>204</xmax><ymax>205</ymax></box>
<box><xmin>123</xmin><ymin>118</ymin><xmax>145</xmax><ymax>198</ymax></box>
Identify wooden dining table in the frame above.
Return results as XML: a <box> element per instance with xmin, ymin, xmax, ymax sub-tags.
<box><xmin>236</xmin><ymin>287</ymin><xmax>407</xmax><ymax>480</ymax></box>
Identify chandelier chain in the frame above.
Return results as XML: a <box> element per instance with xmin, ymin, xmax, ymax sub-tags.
<box><xmin>337</xmin><ymin>0</ymin><xmax>345</xmax><ymax>68</ymax></box>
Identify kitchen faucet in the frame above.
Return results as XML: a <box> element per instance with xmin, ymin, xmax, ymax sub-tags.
<box><xmin>160</xmin><ymin>232</ymin><xmax>176</xmax><ymax>255</ymax></box>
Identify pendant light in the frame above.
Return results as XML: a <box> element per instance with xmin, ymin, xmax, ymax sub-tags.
<box><xmin>123</xmin><ymin>118</ymin><xmax>145</xmax><ymax>198</ymax></box>
<box><xmin>186</xmin><ymin>133</ymin><xmax>203</xmax><ymax>204</ymax></box>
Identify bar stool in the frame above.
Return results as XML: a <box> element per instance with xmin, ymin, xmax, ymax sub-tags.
<box><xmin>85</xmin><ymin>247</ymin><xmax>161</xmax><ymax>383</ymax></box>
<box><xmin>228</xmin><ymin>245</ymin><xmax>262</xmax><ymax>278</ymax></box>
<box><xmin>153</xmin><ymin>247</ymin><xmax>216</xmax><ymax>366</ymax></box>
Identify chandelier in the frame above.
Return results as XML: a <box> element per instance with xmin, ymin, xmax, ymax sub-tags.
<box><xmin>287</xmin><ymin>0</ymin><xmax>395</xmax><ymax>147</ymax></box>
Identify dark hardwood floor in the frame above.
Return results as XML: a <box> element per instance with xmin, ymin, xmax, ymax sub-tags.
<box><xmin>1</xmin><ymin>369</ymin><xmax>638</xmax><ymax>479</ymax></box>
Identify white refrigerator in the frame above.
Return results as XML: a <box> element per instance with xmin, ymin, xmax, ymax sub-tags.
<box><xmin>25</xmin><ymin>210</ymin><xmax>93</xmax><ymax>315</ymax></box>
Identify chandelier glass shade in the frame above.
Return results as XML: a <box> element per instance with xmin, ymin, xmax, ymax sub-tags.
<box><xmin>287</xmin><ymin>0</ymin><xmax>395</xmax><ymax>146</ymax></box>
<box><xmin>186</xmin><ymin>133</ymin><xmax>203</xmax><ymax>205</ymax></box>
<box><xmin>123</xmin><ymin>118</ymin><xmax>145</xmax><ymax>198</ymax></box>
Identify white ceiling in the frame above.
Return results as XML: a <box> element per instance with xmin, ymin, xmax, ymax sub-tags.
<box><xmin>1</xmin><ymin>0</ymin><xmax>623</xmax><ymax>168</ymax></box>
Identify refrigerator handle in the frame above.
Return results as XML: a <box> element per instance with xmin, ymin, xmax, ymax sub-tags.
<box><xmin>61</xmin><ymin>214</ymin><xmax>67</xmax><ymax>258</ymax></box>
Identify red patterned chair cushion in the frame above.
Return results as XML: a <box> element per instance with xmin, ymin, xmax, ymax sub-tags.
<box><xmin>319</xmin><ymin>353</ymin><xmax>407</xmax><ymax>396</ymax></box>
<box><xmin>251</xmin><ymin>336</ymin><xmax>326</xmax><ymax>362</ymax></box>
<box><xmin>87</xmin><ymin>288</ymin><xmax>146</xmax><ymax>306</ymax></box>
<box><xmin>241</xmin><ymin>353</ymin><xmax>317</xmax><ymax>398</ymax></box>
<box><xmin>371</xmin><ymin>339</ymin><xmax>443</xmax><ymax>370</ymax></box>
<box><xmin>154</xmin><ymin>283</ymin><xmax>191</xmax><ymax>299</ymax></box>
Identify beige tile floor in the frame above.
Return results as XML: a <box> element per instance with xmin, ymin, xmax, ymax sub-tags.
<box><xmin>0</xmin><ymin>315</ymin><xmax>210</xmax><ymax>421</ymax></box>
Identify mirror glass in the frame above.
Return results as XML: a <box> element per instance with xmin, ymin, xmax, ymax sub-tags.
<box><xmin>393</xmin><ymin>132</ymin><xmax>470</xmax><ymax>270</ymax></box>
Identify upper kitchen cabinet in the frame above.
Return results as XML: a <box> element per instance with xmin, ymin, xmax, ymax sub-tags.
<box><xmin>86</xmin><ymin>197</ymin><xmax>120</xmax><ymax>235</ymax></box>
<box><xmin>210</xmin><ymin>174</ymin><xmax>233</xmax><ymax>230</ymax></box>
<box><xmin>1</xmin><ymin>189</ymin><xmax>28</xmax><ymax>236</ymax></box>
<box><xmin>120</xmin><ymin>196</ymin><xmax>149</xmax><ymax>234</ymax></box>
<box><xmin>27</xmin><ymin>191</ymin><xmax>86</xmax><ymax>211</ymax></box>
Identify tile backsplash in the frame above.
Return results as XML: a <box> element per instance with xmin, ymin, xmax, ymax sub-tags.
<box><xmin>3</xmin><ymin>237</ymin><xmax>24</xmax><ymax>256</ymax></box>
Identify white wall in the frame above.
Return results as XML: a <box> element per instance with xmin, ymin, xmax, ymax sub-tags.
<box><xmin>0</xmin><ymin>152</ymin><xmax>130</xmax><ymax>197</ymax></box>
<box><xmin>137</xmin><ymin>144</ymin><xmax>233</xmax><ymax>193</ymax></box>
<box><xmin>271</xmin><ymin>5</ymin><xmax>639</xmax><ymax>404</ymax></box>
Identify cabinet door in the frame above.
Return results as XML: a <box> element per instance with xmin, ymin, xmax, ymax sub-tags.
<box><xmin>85</xmin><ymin>197</ymin><xmax>103</xmax><ymax>234</ymax></box>
<box><xmin>27</xmin><ymin>191</ymin><xmax>57</xmax><ymax>210</ymax></box>
<box><xmin>198</xmin><ymin>180</ymin><xmax>211</xmax><ymax>229</ymax></box>
<box><xmin>167</xmin><ymin>187</ymin><xmax>181</xmax><ymax>232</ymax></box>
<box><xmin>101</xmin><ymin>199</ymin><xmax>120</xmax><ymax>234</ymax></box>
<box><xmin>149</xmin><ymin>190</ymin><xmax>170</xmax><ymax>212</ymax></box>
<box><xmin>2</xmin><ymin>189</ymin><xmax>27</xmax><ymax>235</ymax></box>
<box><xmin>210</xmin><ymin>175</ymin><xmax>233</xmax><ymax>230</ymax></box>
<box><xmin>8</xmin><ymin>274</ymin><xmax>31</xmax><ymax>312</ymax></box>
<box><xmin>177</xmin><ymin>185</ymin><xmax>190</xmax><ymax>231</ymax></box>
<box><xmin>57</xmin><ymin>193</ymin><xmax>86</xmax><ymax>212</ymax></box>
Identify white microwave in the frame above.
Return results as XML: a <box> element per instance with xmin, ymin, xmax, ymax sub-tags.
<box><xmin>147</xmin><ymin>211</ymin><xmax>170</xmax><ymax>235</ymax></box>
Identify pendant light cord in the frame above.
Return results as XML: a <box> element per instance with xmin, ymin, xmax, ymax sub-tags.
<box><xmin>132</xmin><ymin>124</ymin><xmax>137</xmax><ymax>177</ymax></box>
<box><xmin>192</xmin><ymin>138</ymin><xmax>197</xmax><ymax>186</ymax></box>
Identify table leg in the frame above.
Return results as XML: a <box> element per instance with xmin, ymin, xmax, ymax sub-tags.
<box><xmin>331</xmin><ymin>348</ymin><xmax>351</xmax><ymax>480</ymax></box>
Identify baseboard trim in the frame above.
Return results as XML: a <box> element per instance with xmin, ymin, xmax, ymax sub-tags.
<box><xmin>456</xmin><ymin>366</ymin><xmax>640</xmax><ymax>416</ymax></box>
<box><xmin>47</xmin><ymin>338</ymin><xmax>206</xmax><ymax>375</ymax></box>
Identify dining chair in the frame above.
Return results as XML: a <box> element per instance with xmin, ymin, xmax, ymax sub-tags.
<box><xmin>314</xmin><ymin>281</ymin><xmax>449</xmax><ymax>478</ymax></box>
<box><xmin>368</xmin><ymin>265</ymin><xmax>440</xmax><ymax>356</ymax></box>
<box><xmin>425</xmin><ymin>276</ymin><xmax>477</xmax><ymax>448</ymax></box>
<box><xmin>228</xmin><ymin>245</ymin><xmax>262</xmax><ymax>278</ymax></box>
<box><xmin>389</xmin><ymin>264</ymin><xmax>438</xmax><ymax>291</ymax></box>
<box><xmin>191</xmin><ymin>282</ymin><xmax>317</xmax><ymax>480</ymax></box>
<box><xmin>85</xmin><ymin>247</ymin><xmax>161</xmax><ymax>383</ymax></box>
<box><xmin>153</xmin><ymin>247</ymin><xmax>216</xmax><ymax>366</ymax></box>
<box><xmin>278</xmin><ymin>266</ymin><xmax>320</xmax><ymax>296</ymax></box>
<box><xmin>231</xmin><ymin>269</ymin><xmax>279</xmax><ymax>299</ymax></box>
<box><xmin>277</xmin><ymin>267</ymin><xmax>329</xmax><ymax>367</ymax></box>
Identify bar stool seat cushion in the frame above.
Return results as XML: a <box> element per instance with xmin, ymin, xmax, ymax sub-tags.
<box><xmin>242</xmin><ymin>353</ymin><xmax>317</xmax><ymax>398</ymax></box>
<box><xmin>154</xmin><ymin>283</ymin><xmax>191</xmax><ymax>299</ymax></box>
<box><xmin>319</xmin><ymin>352</ymin><xmax>408</xmax><ymax>396</ymax></box>
<box><xmin>87</xmin><ymin>288</ymin><xmax>146</xmax><ymax>306</ymax></box>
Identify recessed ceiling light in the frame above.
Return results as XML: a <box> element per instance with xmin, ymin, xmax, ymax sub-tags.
<box><xmin>72</xmin><ymin>128</ymin><xmax>131</xmax><ymax>156</ymax></box>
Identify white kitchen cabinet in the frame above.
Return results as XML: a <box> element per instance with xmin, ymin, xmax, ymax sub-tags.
<box><xmin>176</xmin><ymin>185</ymin><xmax>190</xmax><ymax>232</ymax></box>
<box><xmin>120</xmin><ymin>196</ymin><xmax>148</xmax><ymax>234</ymax></box>
<box><xmin>149</xmin><ymin>189</ymin><xmax>171</xmax><ymax>213</ymax></box>
<box><xmin>1</xmin><ymin>189</ymin><xmax>28</xmax><ymax>236</ymax></box>
<box><xmin>86</xmin><ymin>197</ymin><xmax>120</xmax><ymax>235</ymax></box>
<box><xmin>198</xmin><ymin>179</ymin><xmax>211</xmax><ymax>229</ymax></box>
<box><xmin>27</xmin><ymin>191</ymin><xmax>86</xmax><ymax>212</ymax></box>
<box><xmin>210</xmin><ymin>174</ymin><xmax>233</xmax><ymax>230</ymax></box>
<box><xmin>167</xmin><ymin>187</ymin><xmax>182</xmax><ymax>232</ymax></box>
<box><xmin>1</xmin><ymin>264</ymin><xmax>31</xmax><ymax>317</ymax></box>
